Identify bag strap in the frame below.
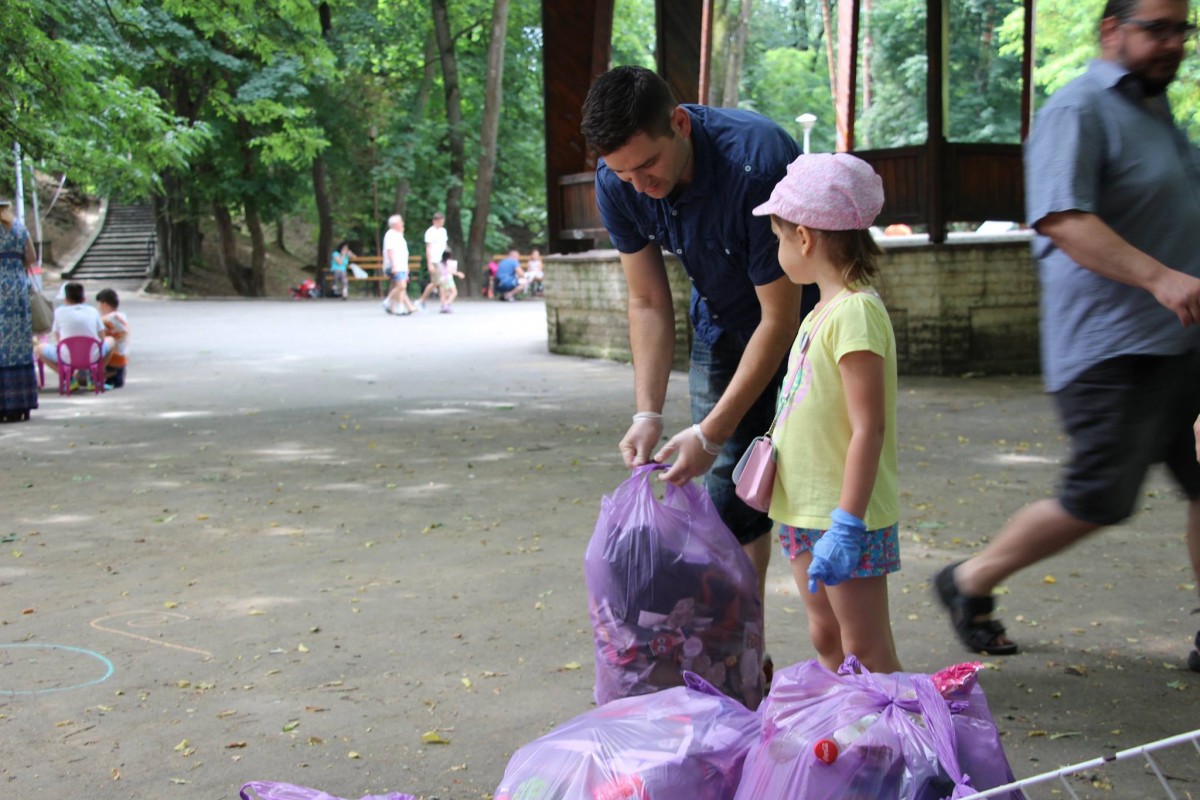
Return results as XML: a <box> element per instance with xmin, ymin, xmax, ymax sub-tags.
<box><xmin>765</xmin><ymin>288</ymin><xmax>858</xmax><ymax>437</ymax></box>
<box><xmin>914</xmin><ymin>675</ymin><xmax>978</xmax><ymax>798</ymax></box>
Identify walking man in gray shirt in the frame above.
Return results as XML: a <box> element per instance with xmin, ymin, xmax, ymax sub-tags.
<box><xmin>934</xmin><ymin>0</ymin><xmax>1200</xmax><ymax>669</ymax></box>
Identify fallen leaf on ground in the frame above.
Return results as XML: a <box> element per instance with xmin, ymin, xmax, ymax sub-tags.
<box><xmin>422</xmin><ymin>731</ymin><xmax>450</xmax><ymax>745</ymax></box>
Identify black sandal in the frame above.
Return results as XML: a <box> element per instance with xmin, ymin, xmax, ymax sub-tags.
<box><xmin>1189</xmin><ymin>629</ymin><xmax>1200</xmax><ymax>674</ymax></box>
<box><xmin>934</xmin><ymin>562</ymin><xmax>1019</xmax><ymax>656</ymax></box>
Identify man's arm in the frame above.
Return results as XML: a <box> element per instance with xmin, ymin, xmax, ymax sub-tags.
<box><xmin>655</xmin><ymin>275</ymin><xmax>801</xmax><ymax>484</ymax></box>
<box><xmin>617</xmin><ymin>244</ymin><xmax>675</xmax><ymax>467</ymax></box>
<box><xmin>1037</xmin><ymin>211</ymin><xmax>1200</xmax><ymax>326</ymax></box>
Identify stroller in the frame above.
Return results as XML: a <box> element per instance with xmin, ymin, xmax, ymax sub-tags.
<box><xmin>290</xmin><ymin>279</ymin><xmax>320</xmax><ymax>300</ymax></box>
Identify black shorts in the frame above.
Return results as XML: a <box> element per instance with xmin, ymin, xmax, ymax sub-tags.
<box><xmin>1054</xmin><ymin>352</ymin><xmax>1200</xmax><ymax>526</ymax></box>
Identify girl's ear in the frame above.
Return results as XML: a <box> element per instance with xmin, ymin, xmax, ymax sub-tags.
<box><xmin>795</xmin><ymin>224</ymin><xmax>816</xmax><ymax>257</ymax></box>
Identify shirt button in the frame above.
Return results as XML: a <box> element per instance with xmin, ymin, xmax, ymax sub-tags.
<box><xmin>671</xmin><ymin>210</ymin><xmax>678</xmax><ymax>216</ymax></box>
<box><xmin>712</xmin><ymin>314</ymin><xmax>720</xmax><ymax>320</ymax></box>
<box><xmin>725</xmin><ymin>248</ymin><xmax>731</xmax><ymax>254</ymax></box>
<box><xmin>648</xmin><ymin>234</ymin><xmax>655</xmax><ymax>240</ymax></box>
<box><xmin>676</xmin><ymin>249</ymin><xmax>683</xmax><ymax>255</ymax></box>
<box><xmin>744</xmin><ymin>165</ymin><xmax>752</xmax><ymax>172</ymax></box>
<box><xmin>688</xmin><ymin>276</ymin><xmax>695</xmax><ymax>282</ymax></box>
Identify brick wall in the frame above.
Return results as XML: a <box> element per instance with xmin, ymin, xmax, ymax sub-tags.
<box><xmin>543</xmin><ymin>234</ymin><xmax>1041</xmax><ymax>376</ymax></box>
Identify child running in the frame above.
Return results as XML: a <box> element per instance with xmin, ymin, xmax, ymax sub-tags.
<box><xmin>752</xmin><ymin>153</ymin><xmax>901</xmax><ymax>673</ymax></box>
<box><xmin>436</xmin><ymin>249</ymin><xmax>466</xmax><ymax>313</ymax></box>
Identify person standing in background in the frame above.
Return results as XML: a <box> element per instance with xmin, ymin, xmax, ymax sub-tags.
<box><xmin>0</xmin><ymin>198</ymin><xmax>38</xmax><ymax>422</ymax></box>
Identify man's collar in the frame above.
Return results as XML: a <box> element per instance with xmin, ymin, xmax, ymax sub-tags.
<box><xmin>672</xmin><ymin>106</ymin><xmax>711</xmax><ymax>205</ymax></box>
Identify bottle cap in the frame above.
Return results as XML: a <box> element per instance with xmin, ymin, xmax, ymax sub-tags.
<box><xmin>813</xmin><ymin>738</ymin><xmax>839</xmax><ymax>764</ymax></box>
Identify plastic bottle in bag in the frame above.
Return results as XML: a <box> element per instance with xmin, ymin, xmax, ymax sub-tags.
<box><xmin>812</xmin><ymin>713</ymin><xmax>879</xmax><ymax>764</ymax></box>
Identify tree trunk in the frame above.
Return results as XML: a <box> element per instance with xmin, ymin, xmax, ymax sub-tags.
<box><xmin>862</xmin><ymin>0</ymin><xmax>872</xmax><ymax>147</ymax></box>
<box><xmin>465</xmin><ymin>0</ymin><xmax>510</xmax><ymax>298</ymax></box>
<box><xmin>213</xmin><ymin>203</ymin><xmax>251</xmax><ymax>296</ymax></box>
<box><xmin>721</xmin><ymin>0</ymin><xmax>753</xmax><ymax>107</ymax></box>
<box><xmin>313</xmin><ymin>155</ymin><xmax>333</xmax><ymax>285</ymax></box>
<box><xmin>820</xmin><ymin>0</ymin><xmax>837</xmax><ymax>104</ymax></box>
<box><xmin>244</xmin><ymin>198</ymin><xmax>266</xmax><ymax>297</ymax></box>
<box><xmin>394</xmin><ymin>32</ymin><xmax>439</xmax><ymax>220</ymax></box>
<box><xmin>431</xmin><ymin>0</ymin><xmax>467</xmax><ymax>271</ymax></box>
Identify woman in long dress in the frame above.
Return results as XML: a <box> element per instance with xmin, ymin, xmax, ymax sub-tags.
<box><xmin>0</xmin><ymin>198</ymin><xmax>39</xmax><ymax>422</ymax></box>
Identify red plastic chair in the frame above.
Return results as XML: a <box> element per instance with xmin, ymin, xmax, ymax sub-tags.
<box><xmin>55</xmin><ymin>336</ymin><xmax>105</xmax><ymax>395</ymax></box>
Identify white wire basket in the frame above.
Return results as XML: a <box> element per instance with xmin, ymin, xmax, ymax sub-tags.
<box><xmin>959</xmin><ymin>729</ymin><xmax>1200</xmax><ymax>799</ymax></box>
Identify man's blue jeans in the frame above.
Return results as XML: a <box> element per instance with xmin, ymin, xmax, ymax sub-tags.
<box><xmin>689</xmin><ymin>332</ymin><xmax>786</xmax><ymax>545</ymax></box>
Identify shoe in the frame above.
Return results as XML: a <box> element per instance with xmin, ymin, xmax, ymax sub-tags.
<box><xmin>440</xmin><ymin>305</ymin><xmax>452</xmax><ymax>314</ymax></box>
<box><xmin>68</xmin><ymin>378</ymin><xmax>80</xmax><ymax>394</ymax></box>
<box><xmin>381</xmin><ymin>300</ymin><xmax>393</xmax><ymax>315</ymax></box>
<box><xmin>933</xmin><ymin>562</ymin><xmax>1019</xmax><ymax>656</ymax></box>
<box><xmin>762</xmin><ymin>653</ymin><xmax>774</xmax><ymax>695</ymax></box>
<box><xmin>418</xmin><ymin>301</ymin><xmax>426</xmax><ymax>310</ymax></box>
<box><xmin>1189</xmin><ymin>629</ymin><xmax>1200</xmax><ymax>673</ymax></box>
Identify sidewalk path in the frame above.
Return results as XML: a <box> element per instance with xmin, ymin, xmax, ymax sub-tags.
<box><xmin>1</xmin><ymin>296</ymin><xmax>1196</xmax><ymax>798</ymax></box>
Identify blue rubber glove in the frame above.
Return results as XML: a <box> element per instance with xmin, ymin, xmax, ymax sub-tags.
<box><xmin>807</xmin><ymin>508</ymin><xmax>866</xmax><ymax>593</ymax></box>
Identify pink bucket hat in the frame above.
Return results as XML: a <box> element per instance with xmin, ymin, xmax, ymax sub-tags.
<box><xmin>752</xmin><ymin>153</ymin><xmax>884</xmax><ymax>230</ymax></box>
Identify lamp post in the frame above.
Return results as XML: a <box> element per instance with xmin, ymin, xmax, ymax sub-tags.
<box><xmin>795</xmin><ymin>113</ymin><xmax>817</xmax><ymax>154</ymax></box>
<box><xmin>367</xmin><ymin>125</ymin><xmax>379</xmax><ymax>257</ymax></box>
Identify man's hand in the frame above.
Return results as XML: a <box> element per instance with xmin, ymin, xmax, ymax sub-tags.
<box><xmin>619</xmin><ymin>415</ymin><xmax>664</xmax><ymax>468</ymax></box>
<box><xmin>652</xmin><ymin>426</ymin><xmax>719</xmax><ymax>485</ymax></box>
<box><xmin>1149</xmin><ymin>269</ymin><xmax>1200</xmax><ymax>327</ymax></box>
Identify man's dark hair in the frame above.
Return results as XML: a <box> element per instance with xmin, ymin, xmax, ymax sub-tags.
<box><xmin>581</xmin><ymin>66</ymin><xmax>677</xmax><ymax>156</ymax></box>
<box><xmin>1101</xmin><ymin>0</ymin><xmax>1141</xmax><ymax>22</ymax></box>
<box><xmin>96</xmin><ymin>288</ymin><xmax>119</xmax><ymax>308</ymax></box>
<box><xmin>64</xmin><ymin>282</ymin><xmax>84</xmax><ymax>304</ymax></box>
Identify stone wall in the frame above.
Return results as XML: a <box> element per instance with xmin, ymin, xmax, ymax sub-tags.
<box><xmin>543</xmin><ymin>234</ymin><xmax>1040</xmax><ymax>376</ymax></box>
<box><xmin>543</xmin><ymin>251</ymin><xmax>694</xmax><ymax>371</ymax></box>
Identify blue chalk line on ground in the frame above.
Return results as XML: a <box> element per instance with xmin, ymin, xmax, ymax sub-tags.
<box><xmin>0</xmin><ymin>643</ymin><xmax>115</xmax><ymax>695</ymax></box>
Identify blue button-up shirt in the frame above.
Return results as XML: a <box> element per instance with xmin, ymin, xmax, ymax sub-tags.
<box><xmin>1026</xmin><ymin>59</ymin><xmax>1200</xmax><ymax>391</ymax></box>
<box><xmin>595</xmin><ymin>105</ymin><xmax>802</xmax><ymax>346</ymax></box>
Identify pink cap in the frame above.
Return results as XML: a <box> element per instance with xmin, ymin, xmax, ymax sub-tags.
<box><xmin>752</xmin><ymin>153</ymin><xmax>884</xmax><ymax>230</ymax></box>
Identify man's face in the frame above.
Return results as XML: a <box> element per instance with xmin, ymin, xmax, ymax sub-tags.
<box><xmin>601</xmin><ymin>107</ymin><xmax>693</xmax><ymax>200</ymax></box>
<box><xmin>433</xmin><ymin>217</ymin><xmax>444</xmax><ymax>228</ymax></box>
<box><xmin>392</xmin><ymin>217</ymin><xmax>405</xmax><ymax>232</ymax></box>
<box><xmin>1105</xmin><ymin>0</ymin><xmax>1191</xmax><ymax>95</ymax></box>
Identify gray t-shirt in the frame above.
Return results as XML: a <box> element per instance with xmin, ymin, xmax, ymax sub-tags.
<box><xmin>1025</xmin><ymin>59</ymin><xmax>1200</xmax><ymax>392</ymax></box>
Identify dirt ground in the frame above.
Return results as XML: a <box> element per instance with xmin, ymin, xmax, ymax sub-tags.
<box><xmin>2</xmin><ymin>292</ymin><xmax>1198</xmax><ymax>800</ymax></box>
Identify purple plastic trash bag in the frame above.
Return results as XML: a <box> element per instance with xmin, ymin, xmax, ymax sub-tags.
<box><xmin>240</xmin><ymin>782</ymin><xmax>414</xmax><ymax>800</ymax></box>
<box><xmin>584</xmin><ymin>465</ymin><xmax>765</xmax><ymax>710</ymax></box>
<box><xmin>494</xmin><ymin>672</ymin><xmax>759</xmax><ymax>800</ymax></box>
<box><xmin>733</xmin><ymin>657</ymin><xmax>1019</xmax><ymax>800</ymax></box>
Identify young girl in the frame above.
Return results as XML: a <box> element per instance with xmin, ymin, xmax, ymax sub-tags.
<box><xmin>752</xmin><ymin>153</ymin><xmax>901</xmax><ymax>673</ymax></box>
<box><xmin>436</xmin><ymin>249</ymin><xmax>466</xmax><ymax>313</ymax></box>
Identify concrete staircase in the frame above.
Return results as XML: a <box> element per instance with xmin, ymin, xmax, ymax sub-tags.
<box><xmin>70</xmin><ymin>204</ymin><xmax>156</xmax><ymax>281</ymax></box>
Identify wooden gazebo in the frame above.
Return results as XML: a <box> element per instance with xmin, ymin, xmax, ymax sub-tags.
<box><xmin>541</xmin><ymin>0</ymin><xmax>1036</xmax><ymax>251</ymax></box>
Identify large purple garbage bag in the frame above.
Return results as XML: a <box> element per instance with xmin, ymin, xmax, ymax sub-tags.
<box><xmin>733</xmin><ymin>657</ymin><xmax>1019</xmax><ymax>800</ymax></box>
<box><xmin>494</xmin><ymin>673</ymin><xmax>759</xmax><ymax>800</ymax></box>
<box><xmin>585</xmin><ymin>465</ymin><xmax>764</xmax><ymax>710</ymax></box>
<box><xmin>240</xmin><ymin>782</ymin><xmax>414</xmax><ymax>800</ymax></box>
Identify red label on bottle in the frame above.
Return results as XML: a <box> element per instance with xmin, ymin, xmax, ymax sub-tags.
<box><xmin>813</xmin><ymin>738</ymin><xmax>839</xmax><ymax>764</ymax></box>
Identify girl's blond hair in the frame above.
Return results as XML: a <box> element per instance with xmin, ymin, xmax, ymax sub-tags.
<box><xmin>814</xmin><ymin>228</ymin><xmax>882</xmax><ymax>285</ymax></box>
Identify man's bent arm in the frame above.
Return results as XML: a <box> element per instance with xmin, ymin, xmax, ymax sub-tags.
<box><xmin>621</xmin><ymin>244</ymin><xmax>675</xmax><ymax>414</ymax></box>
<box><xmin>1038</xmin><ymin>211</ymin><xmax>1200</xmax><ymax>326</ymax></box>
<box><xmin>700</xmin><ymin>276</ymin><xmax>802</xmax><ymax>444</ymax></box>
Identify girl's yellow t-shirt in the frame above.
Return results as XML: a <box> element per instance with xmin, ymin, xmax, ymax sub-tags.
<box><xmin>768</xmin><ymin>288</ymin><xmax>899</xmax><ymax>531</ymax></box>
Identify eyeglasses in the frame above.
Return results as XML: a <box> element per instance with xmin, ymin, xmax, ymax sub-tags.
<box><xmin>1124</xmin><ymin>18</ymin><xmax>1198</xmax><ymax>42</ymax></box>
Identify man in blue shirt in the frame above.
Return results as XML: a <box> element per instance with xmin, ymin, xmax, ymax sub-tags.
<box><xmin>934</xmin><ymin>0</ymin><xmax>1200</xmax><ymax>667</ymax></box>
<box><xmin>494</xmin><ymin>249</ymin><xmax>525</xmax><ymax>302</ymax></box>
<box><xmin>582</xmin><ymin>66</ymin><xmax>816</xmax><ymax>605</ymax></box>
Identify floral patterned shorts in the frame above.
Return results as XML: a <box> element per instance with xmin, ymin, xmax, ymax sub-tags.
<box><xmin>778</xmin><ymin>522</ymin><xmax>901</xmax><ymax>578</ymax></box>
